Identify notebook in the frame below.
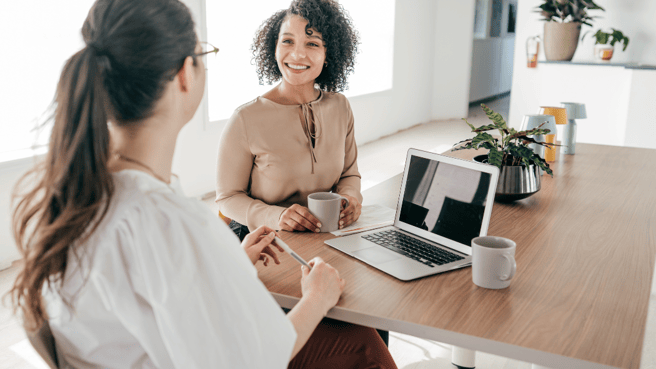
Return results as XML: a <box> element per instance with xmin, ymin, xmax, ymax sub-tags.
<box><xmin>325</xmin><ymin>148</ymin><xmax>500</xmax><ymax>281</ymax></box>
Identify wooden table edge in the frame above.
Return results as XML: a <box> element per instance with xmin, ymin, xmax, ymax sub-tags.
<box><xmin>272</xmin><ymin>293</ymin><xmax>620</xmax><ymax>369</ymax></box>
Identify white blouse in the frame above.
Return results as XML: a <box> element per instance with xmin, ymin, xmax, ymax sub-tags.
<box><xmin>43</xmin><ymin>170</ymin><xmax>296</xmax><ymax>369</ymax></box>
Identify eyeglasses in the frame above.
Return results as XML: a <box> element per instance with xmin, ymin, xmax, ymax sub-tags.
<box><xmin>193</xmin><ymin>42</ymin><xmax>219</xmax><ymax>58</ymax></box>
<box><xmin>169</xmin><ymin>42</ymin><xmax>218</xmax><ymax>80</ymax></box>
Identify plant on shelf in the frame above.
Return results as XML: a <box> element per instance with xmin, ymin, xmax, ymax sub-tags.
<box><xmin>585</xmin><ymin>28</ymin><xmax>630</xmax><ymax>51</ymax></box>
<box><xmin>536</xmin><ymin>0</ymin><xmax>605</xmax><ymax>26</ymax></box>
<box><xmin>452</xmin><ymin>104</ymin><xmax>554</xmax><ymax>176</ymax></box>
<box><xmin>536</xmin><ymin>0</ymin><xmax>605</xmax><ymax>61</ymax></box>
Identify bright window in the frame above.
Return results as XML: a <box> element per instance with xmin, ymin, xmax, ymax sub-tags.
<box><xmin>205</xmin><ymin>0</ymin><xmax>395</xmax><ymax>122</ymax></box>
<box><xmin>0</xmin><ymin>1</ymin><xmax>95</xmax><ymax>160</ymax></box>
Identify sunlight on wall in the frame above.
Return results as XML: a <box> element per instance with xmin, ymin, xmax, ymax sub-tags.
<box><xmin>0</xmin><ymin>1</ymin><xmax>94</xmax><ymax>157</ymax></box>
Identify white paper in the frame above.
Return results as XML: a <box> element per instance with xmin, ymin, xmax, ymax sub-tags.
<box><xmin>330</xmin><ymin>204</ymin><xmax>395</xmax><ymax>236</ymax></box>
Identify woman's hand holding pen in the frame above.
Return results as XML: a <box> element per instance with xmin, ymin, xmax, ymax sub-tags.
<box><xmin>241</xmin><ymin>226</ymin><xmax>284</xmax><ymax>266</ymax></box>
<box><xmin>338</xmin><ymin>194</ymin><xmax>362</xmax><ymax>229</ymax></box>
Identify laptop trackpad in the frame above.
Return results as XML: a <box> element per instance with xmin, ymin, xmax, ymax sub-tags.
<box><xmin>352</xmin><ymin>247</ymin><xmax>401</xmax><ymax>264</ymax></box>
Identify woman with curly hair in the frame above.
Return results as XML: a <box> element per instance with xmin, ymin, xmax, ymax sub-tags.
<box><xmin>216</xmin><ymin>0</ymin><xmax>363</xmax><ymax>239</ymax></box>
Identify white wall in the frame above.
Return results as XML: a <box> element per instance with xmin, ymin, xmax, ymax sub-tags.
<box><xmin>0</xmin><ymin>0</ymin><xmax>477</xmax><ymax>267</ymax></box>
<box><xmin>509</xmin><ymin>0</ymin><xmax>656</xmax><ymax>134</ymax></box>
<box><xmin>624</xmin><ymin>70</ymin><xmax>656</xmax><ymax>148</ymax></box>
<box><xmin>0</xmin><ymin>159</ymin><xmax>40</xmax><ymax>269</ymax></box>
<box><xmin>575</xmin><ymin>0</ymin><xmax>656</xmax><ymax>64</ymax></box>
<box><xmin>510</xmin><ymin>63</ymin><xmax>633</xmax><ymax>145</ymax></box>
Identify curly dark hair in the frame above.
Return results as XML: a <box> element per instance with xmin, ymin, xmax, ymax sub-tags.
<box><xmin>251</xmin><ymin>0</ymin><xmax>359</xmax><ymax>92</ymax></box>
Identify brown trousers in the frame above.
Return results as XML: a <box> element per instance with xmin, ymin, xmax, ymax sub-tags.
<box><xmin>288</xmin><ymin>318</ymin><xmax>397</xmax><ymax>369</ymax></box>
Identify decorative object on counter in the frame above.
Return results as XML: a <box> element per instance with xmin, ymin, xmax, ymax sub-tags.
<box><xmin>536</xmin><ymin>0</ymin><xmax>605</xmax><ymax>61</ymax></box>
<box><xmin>526</xmin><ymin>35</ymin><xmax>541</xmax><ymax>68</ymax></box>
<box><xmin>594</xmin><ymin>45</ymin><xmax>614</xmax><ymax>61</ymax></box>
<box><xmin>583</xmin><ymin>28</ymin><xmax>630</xmax><ymax>61</ymax></box>
<box><xmin>538</xmin><ymin>106</ymin><xmax>568</xmax><ymax>162</ymax></box>
<box><xmin>520</xmin><ymin>114</ymin><xmax>557</xmax><ymax>175</ymax></box>
<box><xmin>560</xmin><ymin>102</ymin><xmax>587</xmax><ymax>154</ymax></box>
<box><xmin>453</xmin><ymin>104</ymin><xmax>554</xmax><ymax>202</ymax></box>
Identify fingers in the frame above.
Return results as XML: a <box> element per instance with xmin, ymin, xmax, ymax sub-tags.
<box><xmin>253</xmin><ymin>225</ymin><xmax>278</xmax><ymax>238</ymax></box>
<box><xmin>272</xmin><ymin>240</ymin><xmax>284</xmax><ymax>253</ymax></box>
<box><xmin>261</xmin><ymin>245</ymin><xmax>281</xmax><ymax>265</ymax></box>
<box><xmin>308</xmin><ymin>257</ymin><xmax>321</xmax><ymax>268</ymax></box>
<box><xmin>280</xmin><ymin>205</ymin><xmax>321</xmax><ymax>232</ymax></box>
<box><xmin>340</xmin><ymin>209</ymin><xmax>361</xmax><ymax>228</ymax></box>
<box><xmin>253</xmin><ymin>231</ymin><xmax>276</xmax><ymax>249</ymax></box>
<box><xmin>245</xmin><ymin>232</ymin><xmax>278</xmax><ymax>266</ymax></box>
<box><xmin>338</xmin><ymin>194</ymin><xmax>362</xmax><ymax>228</ymax></box>
<box><xmin>339</xmin><ymin>201</ymin><xmax>362</xmax><ymax>228</ymax></box>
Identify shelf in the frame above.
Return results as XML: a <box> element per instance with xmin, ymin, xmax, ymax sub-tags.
<box><xmin>540</xmin><ymin>60</ymin><xmax>656</xmax><ymax>70</ymax></box>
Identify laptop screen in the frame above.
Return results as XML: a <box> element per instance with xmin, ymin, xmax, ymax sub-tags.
<box><xmin>398</xmin><ymin>155</ymin><xmax>492</xmax><ymax>246</ymax></box>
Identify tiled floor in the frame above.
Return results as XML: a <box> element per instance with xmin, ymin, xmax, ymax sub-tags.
<box><xmin>2</xmin><ymin>95</ymin><xmax>655</xmax><ymax>368</ymax></box>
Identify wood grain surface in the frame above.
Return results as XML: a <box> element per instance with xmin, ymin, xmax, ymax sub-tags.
<box><xmin>256</xmin><ymin>144</ymin><xmax>656</xmax><ymax>369</ymax></box>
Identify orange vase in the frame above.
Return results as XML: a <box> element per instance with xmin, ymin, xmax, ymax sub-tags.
<box><xmin>544</xmin><ymin>134</ymin><xmax>557</xmax><ymax>162</ymax></box>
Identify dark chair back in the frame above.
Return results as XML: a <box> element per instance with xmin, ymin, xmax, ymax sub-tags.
<box><xmin>25</xmin><ymin>321</ymin><xmax>59</xmax><ymax>369</ymax></box>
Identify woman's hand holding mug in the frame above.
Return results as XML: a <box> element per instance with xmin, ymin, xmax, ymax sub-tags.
<box><xmin>338</xmin><ymin>194</ymin><xmax>362</xmax><ymax>229</ymax></box>
<box><xmin>279</xmin><ymin>204</ymin><xmax>322</xmax><ymax>233</ymax></box>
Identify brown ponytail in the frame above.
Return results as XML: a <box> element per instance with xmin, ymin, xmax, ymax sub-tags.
<box><xmin>10</xmin><ymin>45</ymin><xmax>114</xmax><ymax>331</ymax></box>
<box><xmin>9</xmin><ymin>0</ymin><xmax>198</xmax><ymax>331</ymax></box>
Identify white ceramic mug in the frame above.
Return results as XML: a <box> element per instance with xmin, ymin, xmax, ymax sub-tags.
<box><xmin>472</xmin><ymin>236</ymin><xmax>516</xmax><ymax>289</ymax></box>
<box><xmin>307</xmin><ymin>192</ymin><xmax>350</xmax><ymax>232</ymax></box>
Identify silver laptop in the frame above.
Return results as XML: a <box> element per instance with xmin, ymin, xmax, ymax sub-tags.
<box><xmin>325</xmin><ymin>149</ymin><xmax>500</xmax><ymax>281</ymax></box>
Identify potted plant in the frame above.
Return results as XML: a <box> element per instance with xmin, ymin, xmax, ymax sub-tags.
<box><xmin>584</xmin><ymin>28</ymin><xmax>630</xmax><ymax>61</ymax></box>
<box><xmin>452</xmin><ymin>104</ymin><xmax>554</xmax><ymax>202</ymax></box>
<box><xmin>536</xmin><ymin>0</ymin><xmax>605</xmax><ymax>61</ymax></box>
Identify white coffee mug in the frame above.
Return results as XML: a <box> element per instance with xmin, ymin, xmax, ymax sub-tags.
<box><xmin>307</xmin><ymin>192</ymin><xmax>350</xmax><ymax>232</ymax></box>
<box><xmin>472</xmin><ymin>236</ymin><xmax>516</xmax><ymax>289</ymax></box>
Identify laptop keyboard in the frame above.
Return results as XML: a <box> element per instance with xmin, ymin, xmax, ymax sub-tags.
<box><xmin>362</xmin><ymin>229</ymin><xmax>464</xmax><ymax>267</ymax></box>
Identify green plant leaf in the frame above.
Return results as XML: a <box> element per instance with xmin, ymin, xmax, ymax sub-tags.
<box><xmin>487</xmin><ymin>147</ymin><xmax>504</xmax><ymax>169</ymax></box>
<box><xmin>473</xmin><ymin>123</ymin><xmax>498</xmax><ymax>132</ymax></box>
<box><xmin>461</xmin><ymin>118</ymin><xmax>477</xmax><ymax>132</ymax></box>
<box><xmin>451</xmin><ymin>139</ymin><xmax>476</xmax><ymax>152</ymax></box>
<box><xmin>515</xmin><ymin>135</ymin><xmax>552</xmax><ymax>147</ymax></box>
<box><xmin>471</xmin><ymin>132</ymin><xmax>497</xmax><ymax>149</ymax></box>
<box><xmin>481</xmin><ymin>104</ymin><xmax>508</xmax><ymax>130</ymax></box>
<box><xmin>452</xmin><ymin>138</ymin><xmax>473</xmax><ymax>147</ymax></box>
<box><xmin>451</xmin><ymin>142</ymin><xmax>474</xmax><ymax>152</ymax></box>
<box><xmin>531</xmin><ymin>154</ymin><xmax>553</xmax><ymax>176</ymax></box>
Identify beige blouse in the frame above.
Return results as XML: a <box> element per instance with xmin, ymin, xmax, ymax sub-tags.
<box><xmin>216</xmin><ymin>91</ymin><xmax>362</xmax><ymax>231</ymax></box>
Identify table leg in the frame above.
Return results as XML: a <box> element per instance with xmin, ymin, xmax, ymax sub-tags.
<box><xmin>451</xmin><ymin>346</ymin><xmax>475</xmax><ymax>368</ymax></box>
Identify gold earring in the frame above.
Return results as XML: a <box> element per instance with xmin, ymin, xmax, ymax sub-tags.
<box><xmin>324</xmin><ymin>61</ymin><xmax>328</xmax><ymax>67</ymax></box>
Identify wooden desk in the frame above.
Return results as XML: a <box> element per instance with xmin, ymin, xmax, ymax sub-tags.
<box><xmin>256</xmin><ymin>144</ymin><xmax>656</xmax><ymax>369</ymax></box>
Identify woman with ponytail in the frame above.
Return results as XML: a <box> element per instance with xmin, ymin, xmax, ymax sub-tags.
<box><xmin>9</xmin><ymin>0</ymin><xmax>396</xmax><ymax>368</ymax></box>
